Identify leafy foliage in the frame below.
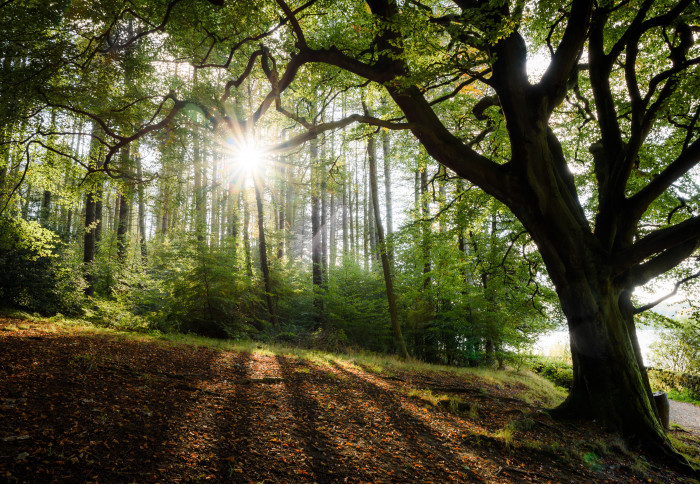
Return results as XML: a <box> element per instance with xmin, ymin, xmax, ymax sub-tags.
<box><xmin>648</xmin><ymin>367</ymin><xmax>700</xmax><ymax>400</ymax></box>
<box><xmin>153</xmin><ymin>239</ymin><xmax>262</xmax><ymax>338</ymax></box>
<box><xmin>528</xmin><ymin>356</ymin><xmax>574</xmax><ymax>390</ymax></box>
<box><xmin>650</xmin><ymin>319</ymin><xmax>700</xmax><ymax>374</ymax></box>
<box><xmin>0</xmin><ymin>217</ymin><xmax>84</xmax><ymax>313</ymax></box>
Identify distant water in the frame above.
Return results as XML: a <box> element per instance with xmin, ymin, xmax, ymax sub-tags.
<box><xmin>534</xmin><ymin>329</ymin><xmax>661</xmax><ymax>367</ymax></box>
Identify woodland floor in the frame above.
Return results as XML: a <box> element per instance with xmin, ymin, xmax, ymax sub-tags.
<box><xmin>1</xmin><ymin>318</ymin><xmax>699</xmax><ymax>483</ymax></box>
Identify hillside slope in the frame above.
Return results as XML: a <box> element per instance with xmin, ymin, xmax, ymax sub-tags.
<box><xmin>0</xmin><ymin>318</ymin><xmax>697</xmax><ymax>483</ymax></box>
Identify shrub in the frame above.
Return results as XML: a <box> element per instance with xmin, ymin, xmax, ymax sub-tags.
<box><xmin>152</xmin><ymin>240</ymin><xmax>263</xmax><ymax>338</ymax></box>
<box><xmin>648</xmin><ymin>367</ymin><xmax>700</xmax><ymax>400</ymax></box>
<box><xmin>529</xmin><ymin>356</ymin><xmax>573</xmax><ymax>389</ymax></box>
<box><xmin>649</xmin><ymin>321</ymin><xmax>700</xmax><ymax>374</ymax></box>
<box><xmin>0</xmin><ymin>217</ymin><xmax>85</xmax><ymax>314</ymax></box>
<box><xmin>303</xmin><ymin>327</ymin><xmax>349</xmax><ymax>353</ymax></box>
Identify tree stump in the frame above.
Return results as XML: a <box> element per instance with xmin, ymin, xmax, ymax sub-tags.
<box><xmin>653</xmin><ymin>391</ymin><xmax>670</xmax><ymax>431</ymax></box>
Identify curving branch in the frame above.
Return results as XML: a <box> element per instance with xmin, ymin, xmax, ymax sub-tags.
<box><xmin>275</xmin><ymin>0</ymin><xmax>307</xmax><ymax>46</ymax></box>
<box><xmin>621</xmin><ymin>237</ymin><xmax>700</xmax><ymax>288</ymax></box>
<box><xmin>42</xmin><ymin>91</ymin><xmax>186</xmax><ymax>170</ymax></box>
<box><xmin>428</xmin><ymin>74</ymin><xmax>489</xmax><ymax>107</ymax></box>
<box><xmin>0</xmin><ymin>144</ymin><xmax>31</xmax><ymax>216</ymax></box>
<box><xmin>220</xmin><ymin>50</ymin><xmax>264</xmax><ymax>104</ymax></box>
<box><xmin>634</xmin><ymin>267</ymin><xmax>700</xmax><ymax>314</ymax></box>
<box><xmin>193</xmin><ymin>27</ymin><xmax>282</xmax><ymax>70</ymax></box>
<box><xmin>626</xmin><ymin>136</ymin><xmax>700</xmax><ymax>220</ymax></box>
<box><xmin>615</xmin><ymin>214</ymin><xmax>700</xmax><ymax>282</ymax></box>
<box><xmin>270</xmin><ymin>114</ymin><xmax>413</xmax><ymax>153</ymax></box>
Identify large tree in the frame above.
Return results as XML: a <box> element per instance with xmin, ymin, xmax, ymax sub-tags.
<box><xmin>268</xmin><ymin>0</ymin><xmax>699</xmax><ymax>459</ymax></box>
<box><xmin>263</xmin><ymin>0</ymin><xmax>699</xmax><ymax>459</ymax></box>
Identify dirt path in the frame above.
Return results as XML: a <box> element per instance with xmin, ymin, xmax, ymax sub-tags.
<box><xmin>670</xmin><ymin>399</ymin><xmax>700</xmax><ymax>434</ymax></box>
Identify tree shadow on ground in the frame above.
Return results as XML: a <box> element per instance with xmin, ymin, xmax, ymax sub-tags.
<box><xmin>0</xmin><ymin>326</ymin><xmax>223</xmax><ymax>482</ymax></box>
<box><xmin>0</xmin><ymin>321</ymin><xmax>694</xmax><ymax>483</ymax></box>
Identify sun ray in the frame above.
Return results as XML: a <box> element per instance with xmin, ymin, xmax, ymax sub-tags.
<box><xmin>233</xmin><ymin>139</ymin><xmax>265</xmax><ymax>174</ymax></box>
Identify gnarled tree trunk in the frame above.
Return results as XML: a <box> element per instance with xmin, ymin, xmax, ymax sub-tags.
<box><xmin>501</xmin><ymin>125</ymin><xmax>671</xmax><ymax>451</ymax></box>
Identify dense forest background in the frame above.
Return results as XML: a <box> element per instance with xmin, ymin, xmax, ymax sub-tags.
<box><xmin>0</xmin><ymin>64</ymin><xmax>558</xmax><ymax>365</ymax></box>
<box><xmin>0</xmin><ymin>1</ymin><xmax>572</xmax><ymax>366</ymax></box>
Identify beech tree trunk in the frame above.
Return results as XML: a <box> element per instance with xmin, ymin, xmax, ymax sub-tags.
<box><xmin>354</xmin><ymin>167</ymin><xmax>360</xmax><ymax>260</ymax></box>
<box><xmin>437</xmin><ymin>165</ymin><xmax>447</xmax><ymax>233</ymax></box>
<box><xmin>321</xmin><ymin>153</ymin><xmax>328</xmax><ymax>284</ymax></box>
<box><xmin>349</xmin><ymin>175</ymin><xmax>356</xmax><ymax>259</ymax></box>
<box><xmin>83</xmin><ymin>123</ymin><xmax>104</xmax><ymax>295</ymax></box>
<box><xmin>253</xmin><ymin>177</ymin><xmax>277</xmax><ymax>326</ymax></box>
<box><xmin>284</xmin><ymin>164</ymin><xmax>296</xmax><ymax>260</ymax></box>
<box><xmin>420</xmin><ymin>168</ymin><xmax>431</xmax><ymax>289</ymax></box>
<box><xmin>116</xmin><ymin>147</ymin><xmax>131</xmax><ymax>263</ymax></box>
<box><xmin>367</xmin><ymin>164</ymin><xmax>377</xmax><ymax>267</ymax></box>
<box><xmin>330</xmin><ymin>190</ymin><xmax>336</xmax><ymax>267</ymax></box>
<box><xmin>83</xmin><ymin>191</ymin><xmax>97</xmax><ymax>296</ymax></box>
<box><xmin>490</xmin><ymin>124</ymin><xmax>671</xmax><ymax>452</ymax></box>
<box><xmin>210</xmin><ymin>157</ymin><xmax>220</xmax><ymax>248</ymax></box>
<box><xmin>310</xmin><ymin>139</ymin><xmax>323</xmax><ymax>326</ymax></box>
<box><xmin>368</xmin><ymin>132</ymin><xmax>409</xmax><ymax>359</ymax></box>
<box><xmin>94</xmin><ymin>185</ymin><xmax>103</xmax><ymax>245</ymax></box>
<box><xmin>228</xmin><ymin>186</ymin><xmax>240</xmax><ymax>265</ymax></box>
<box><xmin>243</xmin><ymin>191</ymin><xmax>253</xmax><ymax>278</ymax></box>
<box><xmin>278</xmin><ymin>163</ymin><xmax>286</xmax><ymax>259</ymax></box>
<box><xmin>40</xmin><ymin>190</ymin><xmax>51</xmax><ymax>228</ymax></box>
<box><xmin>136</xmin><ymin>152</ymin><xmax>147</xmax><ymax>266</ymax></box>
<box><xmin>382</xmin><ymin>129</ymin><xmax>393</xmax><ymax>262</ymax></box>
<box><xmin>342</xmin><ymin>179</ymin><xmax>348</xmax><ymax>256</ymax></box>
<box><xmin>116</xmin><ymin>192</ymin><xmax>130</xmax><ymax>263</ymax></box>
<box><xmin>193</xmin><ymin>133</ymin><xmax>206</xmax><ymax>243</ymax></box>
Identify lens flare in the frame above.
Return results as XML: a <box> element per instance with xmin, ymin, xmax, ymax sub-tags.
<box><xmin>233</xmin><ymin>140</ymin><xmax>265</xmax><ymax>174</ymax></box>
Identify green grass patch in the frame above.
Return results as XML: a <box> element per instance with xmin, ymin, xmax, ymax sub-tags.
<box><xmin>669</xmin><ymin>434</ymin><xmax>700</xmax><ymax>469</ymax></box>
<box><xmin>666</xmin><ymin>388</ymin><xmax>700</xmax><ymax>406</ymax></box>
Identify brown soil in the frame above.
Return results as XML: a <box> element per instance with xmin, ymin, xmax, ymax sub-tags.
<box><xmin>0</xmin><ymin>318</ymin><xmax>697</xmax><ymax>483</ymax></box>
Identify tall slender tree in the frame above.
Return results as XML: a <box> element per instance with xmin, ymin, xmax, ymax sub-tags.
<box><xmin>367</xmin><ymin>128</ymin><xmax>409</xmax><ymax>359</ymax></box>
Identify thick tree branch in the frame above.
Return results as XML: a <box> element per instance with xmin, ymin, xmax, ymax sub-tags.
<box><xmin>538</xmin><ymin>0</ymin><xmax>593</xmax><ymax>114</ymax></box>
<box><xmin>220</xmin><ymin>50</ymin><xmax>263</xmax><ymax>104</ymax></box>
<box><xmin>270</xmin><ymin>114</ymin><xmax>412</xmax><ymax>153</ymax></box>
<box><xmin>606</xmin><ymin>0</ymin><xmax>684</xmax><ymax>64</ymax></box>
<box><xmin>626</xmin><ymin>136</ymin><xmax>700</xmax><ymax>219</ymax></box>
<box><xmin>270</xmin><ymin>1</ymin><xmax>506</xmax><ymax>201</ymax></box>
<box><xmin>275</xmin><ymin>0</ymin><xmax>307</xmax><ymax>46</ymax></box>
<box><xmin>615</xmin><ymin>214</ymin><xmax>700</xmax><ymax>277</ymax></box>
<box><xmin>588</xmin><ymin>10</ymin><xmax>624</xmax><ymax>156</ymax></box>
<box><xmin>253</xmin><ymin>50</ymin><xmax>305</xmax><ymax>122</ymax></box>
<box><xmin>621</xmin><ymin>237</ymin><xmax>700</xmax><ymax>288</ymax></box>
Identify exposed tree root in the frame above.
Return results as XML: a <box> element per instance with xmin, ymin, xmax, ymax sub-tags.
<box><xmin>549</xmin><ymin>400</ymin><xmax>699</xmax><ymax>478</ymax></box>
